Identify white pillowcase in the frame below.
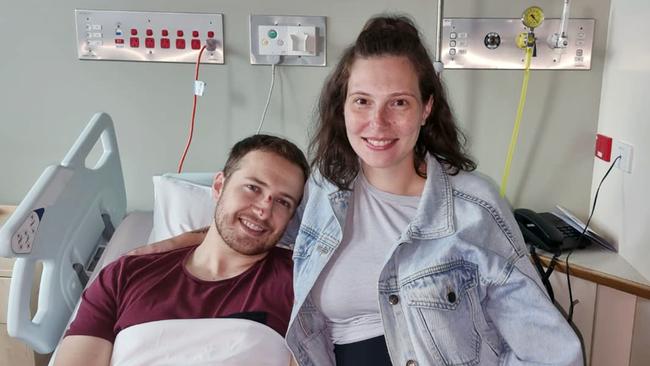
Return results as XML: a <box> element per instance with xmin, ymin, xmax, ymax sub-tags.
<box><xmin>152</xmin><ymin>174</ymin><xmax>215</xmax><ymax>242</ymax></box>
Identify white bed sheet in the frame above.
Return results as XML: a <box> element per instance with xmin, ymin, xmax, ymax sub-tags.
<box><xmin>111</xmin><ymin>318</ymin><xmax>291</xmax><ymax>366</ymax></box>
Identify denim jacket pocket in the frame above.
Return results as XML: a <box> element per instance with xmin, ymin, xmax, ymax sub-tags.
<box><xmin>402</xmin><ymin>260</ymin><xmax>480</xmax><ymax>366</ymax></box>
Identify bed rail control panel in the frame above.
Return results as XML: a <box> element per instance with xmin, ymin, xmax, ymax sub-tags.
<box><xmin>10</xmin><ymin>208</ymin><xmax>43</xmax><ymax>254</ymax></box>
<box><xmin>75</xmin><ymin>9</ymin><xmax>224</xmax><ymax>64</ymax></box>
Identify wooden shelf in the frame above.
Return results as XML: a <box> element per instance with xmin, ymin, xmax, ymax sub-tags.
<box><xmin>1</xmin><ymin>206</ymin><xmax>17</xmax><ymax>277</ymax></box>
<box><xmin>538</xmin><ymin>246</ymin><xmax>650</xmax><ymax>299</ymax></box>
<box><xmin>0</xmin><ymin>205</ymin><xmax>16</xmax><ymax>224</ymax></box>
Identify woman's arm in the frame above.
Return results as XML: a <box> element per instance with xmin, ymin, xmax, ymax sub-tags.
<box><xmin>486</xmin><ymin>255</ymin><xmax>583</xmax><ymax>365</ymax></box>
<box><xmin>128</xmin><ymin>227</ymin><xmax>208</xmax><ymax>255</ymax></box>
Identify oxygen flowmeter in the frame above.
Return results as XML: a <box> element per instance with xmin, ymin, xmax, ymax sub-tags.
<box><xmin>521</xmin><ymin>6</ymin><xmax>545</xmax><ymax>29</ymax></box>
<box><xmin>517</xmin><ymin>6</ymin><xmax>544</xmax><ymax>52</ymax></box>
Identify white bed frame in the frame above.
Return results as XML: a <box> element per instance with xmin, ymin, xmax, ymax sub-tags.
<box><xmin>0</xmin><ymin>112</ymin><xmax>131</xmax><ymax>354</ymax></box>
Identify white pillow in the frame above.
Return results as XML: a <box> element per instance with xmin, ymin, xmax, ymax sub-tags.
<box><xmin>152</xmin><ymin>174</ymin><xmax>215</xmax><ymax>242</ymax></box>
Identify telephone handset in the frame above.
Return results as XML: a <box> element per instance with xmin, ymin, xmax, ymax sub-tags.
<box><xmin>513</xmin><ymin>208</ymin><xmax>588</xmax><ymax>254</ymax></box>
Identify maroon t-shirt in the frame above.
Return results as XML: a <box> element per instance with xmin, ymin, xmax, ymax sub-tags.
<box><xmin>66</xmin><ymin>245</ymin><xmax>293</xmax><ymax>343</ymax></box>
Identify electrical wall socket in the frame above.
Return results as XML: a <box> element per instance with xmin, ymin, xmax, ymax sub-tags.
<box><xmin>612</xmin><ymin>140</ymin><xmax>633</xmax><ymax>173</ymax></box>
<box><xmin>249</xmin><ymin>15</ymin><xmax>326</xmax><ymax>66</ymax></box>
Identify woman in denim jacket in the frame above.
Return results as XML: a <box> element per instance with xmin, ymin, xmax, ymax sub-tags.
<box><xmin>280</xmin><ymin>15</ymin><xmax>582</xmax><ymax>366</ymax></box>
<box><xmin>146</xmin><ymin>14</ymin><xmax>582</xmax><ymax>366</ymax></box>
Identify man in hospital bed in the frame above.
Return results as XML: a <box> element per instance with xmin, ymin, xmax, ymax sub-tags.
<box><xmin>53</xmin><ymin>134</ymin><xmax>309</xmax><ymax>366</ymax></box>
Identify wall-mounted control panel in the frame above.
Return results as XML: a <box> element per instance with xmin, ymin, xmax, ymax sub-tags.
<box><xmin>250</xmin><ymin>15</ymin><xmax>326</xmax><ymax>66</ymax></box>
<box><xmin>441</xmin><ymin>18</ymin><xmax>595</xmax><ymax>70</ymax></box>
<box><xmin>75</xmin><ymin>10</ymin><xmax>224</xmax><ymax>64</ymax></box>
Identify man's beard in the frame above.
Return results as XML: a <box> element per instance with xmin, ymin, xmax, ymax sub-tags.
<box><xmin>213</xmin><ymin>205</ymin><xmax>281</xmax><ymax>256</ymax></box>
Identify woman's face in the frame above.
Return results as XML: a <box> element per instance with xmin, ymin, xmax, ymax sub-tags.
<box><xmin>344</xmin><ymin>55</ymin><xmax>432</xmax><ymax>175</ymax></box>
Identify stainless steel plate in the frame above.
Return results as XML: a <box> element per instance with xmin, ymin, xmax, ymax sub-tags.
<box><xmin>75</xmin><ymin>9</ymin><xmax>224</xmax><ymax>64</ymax></box>
<box><xmin>440</xmin><ymin>18</ymin><xmax>595</xmax><ymax>70</ymax></box>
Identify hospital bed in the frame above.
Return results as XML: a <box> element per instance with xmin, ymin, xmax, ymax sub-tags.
<box><xmin>0</xmin><ymin>112</ymin><xmax>292</xmax><ymax>365</ymax></box>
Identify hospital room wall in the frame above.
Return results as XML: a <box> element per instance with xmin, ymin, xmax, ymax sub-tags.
<box><xmin>0</xmin><ymin>0</ymin><xmax>610</xmax><ymax>217</ymax></box>
<box><xmin>591</xmin><ymin>0</ymin><xmax>650</xmax><ymax>281</ymax></box>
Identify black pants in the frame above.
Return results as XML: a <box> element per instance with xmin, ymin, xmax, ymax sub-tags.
<box><xmin>334</xmin><ymin>336</ymin><xmax>392</xmax><ymax>366</ymax></box>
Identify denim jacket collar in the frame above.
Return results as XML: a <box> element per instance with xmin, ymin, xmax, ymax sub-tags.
<box><xmin>323</xmin><ymin>155</ymin><xmax>456</xmax><ymax>242</ymax></box>
<box><xmin>403</xmin><ymin>154</ymin><xmax>455</xmax><ymax>241</ymax></box>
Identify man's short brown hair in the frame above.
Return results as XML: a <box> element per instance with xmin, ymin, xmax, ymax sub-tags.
<box><xmin>223</xmin><ymin>134</ymin><xmax>309</xmax><ymax>184</ymax></box>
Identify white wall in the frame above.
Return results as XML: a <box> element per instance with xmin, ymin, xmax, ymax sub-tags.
<box><xmin>0</xmin><ymin>0</ymin><xmax>611</xmax><ymax>214</ymax></box>
<box><xmin>591</xmin><ymin>0</ymin><xmax>650</xmax><ymax>280</ymax></box>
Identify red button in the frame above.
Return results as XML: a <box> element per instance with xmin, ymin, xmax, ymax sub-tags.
<box><xmin>130</xmin><ymin>37</ymin><xmax>139</xmax><ymax>48</ymax></box>
<box><xmin>161</xmin><ymin>38</ymin><xmax>170</xmax><ymax>48</ymax></box>
<box><xmin>192</xmin><ymin>30</ymin><xmax>199</xmax><ymax>38</ymax></box>
<box><xmin>207</xmin><ymin>31</ymin><xmax>215</xmax><ymax>38</ymax></box>
<box><xmin>162</xmin><ymin>29</ymin><xmax>169</xmax><ymax>37</ymax></box>
<box><xmin>191</xmin><ymin>39</ymin><xmax>201</xmax><ymax>49</ymax></box>
<box><xmin>146</xmin><ymin>29</ymin><xmax>153</xmax><ymax>36</ymax></box>
<box><xmin>130</xmin><ymin>28</ymin><xmax>138</xmax><ymax>36</ymax></box>
<box><xmin>145</xmin><ymin>37</ymin><xmax>155</xmax><ymax>48</ymax></box>
<box><xmin>176</xmin><ymin>39</ymin><xmax>186</xmax><ymax>49</ymax></box>
<box><xmin>115</xmin><ymin>38</ymin><xmax>124</xmax><ymax>45</ymax></box>
<box><xmin>177</xmin><ymin>30</ymin><xmax>184</xmax><ymax>37</ymax></box>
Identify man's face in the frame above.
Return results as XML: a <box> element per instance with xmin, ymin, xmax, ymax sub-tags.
<box><xmin>212</xmin><ymin>150</ymin><xmax>304</xmax><ymax>256</ymax></box>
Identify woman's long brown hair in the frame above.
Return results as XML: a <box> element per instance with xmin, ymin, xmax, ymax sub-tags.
<box><xmin>310</xmin><ymin>15</ymin><xmax>476</xmax><ymax>190</ymax></box>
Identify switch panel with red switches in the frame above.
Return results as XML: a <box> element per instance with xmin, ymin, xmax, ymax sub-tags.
<box><xmin>75</xmin><ymin>9</ymin><xmax>224</xmax><ymax>64</ymax></box>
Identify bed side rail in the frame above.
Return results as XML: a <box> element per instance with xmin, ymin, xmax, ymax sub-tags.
<box><xmin>0</xmin><ymin>112</ymin><xmax>126</xmax><ymax>353</ymax></box>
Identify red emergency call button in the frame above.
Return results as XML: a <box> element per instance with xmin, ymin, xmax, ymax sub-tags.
<box><xmin>162</xmin><ymin>29</ymin><xmax>169</xmax><ymax>37</ymax></box>
<box><xmin>191</xmin><ymin>39</ymin><xmax>201</xmax><ymax>49</ymax></box>
<box><xmin>146</xmin><ymin>29</ymin><xmax>153</xmax><ymax>36</ymax></box>
<box><xmin>207</xmin><ymin>31</ymin><xmax>215</xmax><ymax>38</ymax></box>
<box><xmin>177</xmin><ymin>30</ymin><xmax>184</xmax><ymax>37</ymax></box>
<box><xmin>161</xmin><ymin>38</ymin><xmax>170</xmax><ymax>49</ymax></box>
<box><xmin>595</xmin><ymin>134</ymin><xmax>613</xmax><ymax>162</ymax></box>
<box><xmin>115</xmin><ymin>38</ymin><xmax>124</xmax><ymax>45</ymax></box>
<box><xmin>176</xmin><ymin>39</ymin><xmax>186</xmax><ymax>49</ymax></box>
<box><xmin>192</xmin><ymin>30</ymin><xmax>199</xmax><ymax>38</ymax></box>
<box><xmin>130</xmin><ymin>28</ymin><xmax>138</xmax><ymax>36</ymax></box>
<box><xmin>145</xmin><ymin>37</ymin><xmax>155</xmax><ymax>48</ymax></box>
<box><xmin>130</xmin><ymin>37</ymin><xmax>140</xmax><ymax>48</ymax></box>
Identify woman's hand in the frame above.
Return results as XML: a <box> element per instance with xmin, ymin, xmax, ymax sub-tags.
<box><xmin>128</xmin><ymin>227</ymin><xmax>208</xmax><ymax>255</ymax></box>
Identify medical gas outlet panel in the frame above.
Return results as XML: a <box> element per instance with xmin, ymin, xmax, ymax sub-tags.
<box><xmin>75</xmin><ymin>10</ymin><xmax>224</xmax><ymax>64</ymax></box>
<box><xmin>440</xmin><ymin>18</ymin><xmax>594</xmax><ymax>70</ymax></box>
<box><xmin>249</xmin><ymin>15</ymin><xmax>327</xmax><ymax>66</ymax></box>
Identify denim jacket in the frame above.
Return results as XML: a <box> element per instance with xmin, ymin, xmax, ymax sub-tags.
<box><xmin>281</xmin><ymin>155</ymin><xmax>582</xmax><ymax>366</ymax></box>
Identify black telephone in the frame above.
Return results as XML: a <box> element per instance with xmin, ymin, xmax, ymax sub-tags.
<box><xmin>513</xmin><ymin>208</ymin><xmax>589</xmax><ymax>254</ymax></box>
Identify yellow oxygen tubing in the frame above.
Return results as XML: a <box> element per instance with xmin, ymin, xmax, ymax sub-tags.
<box><xmin>500</xmin><ymin>45</ymin><xmax>533</xmax><ymax>198</ymax></box>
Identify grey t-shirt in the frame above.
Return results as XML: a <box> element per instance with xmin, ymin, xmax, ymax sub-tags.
<box><xmin>312</xmin><ymin>172</ymin><xmax>420</xmax><ymax>345</ymax></box>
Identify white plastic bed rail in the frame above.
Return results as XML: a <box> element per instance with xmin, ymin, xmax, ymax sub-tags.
<box><xmin>0</xmin><ymin>112</ymin><xmax>126</xmax><ymax>353</ymax></box>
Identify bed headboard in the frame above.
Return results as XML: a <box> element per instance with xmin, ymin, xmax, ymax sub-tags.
<box><xmin>0</xmin><ymin>112</ymin><xmax>126</xmax><ymax>353</ymax></box>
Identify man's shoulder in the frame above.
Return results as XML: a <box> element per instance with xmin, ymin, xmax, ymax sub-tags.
<box><xmin>269</xmin><ymin>246</ymin><xmax>292</xmax><ymax>260</ymax></box>
<box><xmin>102</xmin><ymin>245</ymin><xmax>194</xmax><ymax>277</ymax></box>
<box><xmin>267</xmin><ymin>246</ymin><xmax>293</xmax><ymax>269</ymax></box>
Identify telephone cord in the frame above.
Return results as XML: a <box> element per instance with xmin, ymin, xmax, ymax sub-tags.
<box><xmin>565</xmin><ymin>155</ymin><xmax>621</xmax><ymax>323</ymax></box>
